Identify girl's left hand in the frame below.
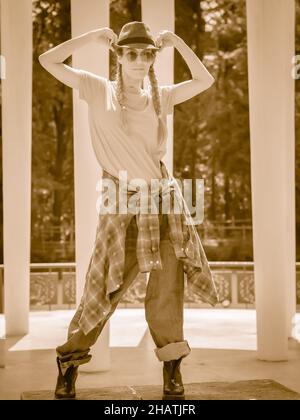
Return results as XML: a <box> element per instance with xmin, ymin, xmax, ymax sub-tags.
<box><xmin>155</xmin><ymin>30</ymin><xmax>179</xmax><ymax>51</ymax></box>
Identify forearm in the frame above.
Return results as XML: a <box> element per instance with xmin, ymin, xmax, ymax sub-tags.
<box><xmin>173</xmin><ymin>36</ymin><xmax>214</xmax><ymax>83</ymax></box>
<box><xmin>39</xmin><ymin>31</ymin><xmax>92</xmax><ymax>64</ymax></box>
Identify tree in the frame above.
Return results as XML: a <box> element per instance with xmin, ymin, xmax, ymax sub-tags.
<box><xmin>32</xmin><ymin>0</ymin><xmax>74</xmax><ymax>261</ymax></box>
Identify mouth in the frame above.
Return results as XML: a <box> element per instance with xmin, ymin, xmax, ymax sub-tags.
<box><xmin>133</xmin><ymin>68</ymin><xmax>145</xmax><ymax>71</ymax></box>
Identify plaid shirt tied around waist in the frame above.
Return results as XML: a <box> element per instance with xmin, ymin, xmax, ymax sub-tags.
<box><xmin>78</xmin><ymin>160</ymin><xmax>220</xmax><ymax>335</ymax></box>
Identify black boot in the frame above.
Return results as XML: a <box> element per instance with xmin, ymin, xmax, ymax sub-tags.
<box><xmin>55</xmin><ymin>357</ymin><xmax>78</xmax><ymax>400</ymax></box>
<box><xmin>162</xmin><ymin>356</ymin><xmax>185</xmax><ymax>400</ymax></box>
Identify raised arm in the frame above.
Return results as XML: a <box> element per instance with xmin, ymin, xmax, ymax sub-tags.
<box><xmin>156</xmin><ymin>30</ymin><xmax>215</xmax><ymax>105</ymax></box>
<box><xmin>38</xmin><ymin>28</ymin><xmax>118</xmax><ymax>89</ymax></box>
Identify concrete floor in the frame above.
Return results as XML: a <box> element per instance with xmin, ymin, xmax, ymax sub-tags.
<box><xmin>0</xmin><ymin>309</ymin><xmax>300</xmax><ymax>400</ymax></box>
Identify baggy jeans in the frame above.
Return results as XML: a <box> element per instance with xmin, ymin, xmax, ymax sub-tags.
<box><xmin>56</xmin><ymin>210</ymin><xmax>191</xmax><ymax>372</ymax></box>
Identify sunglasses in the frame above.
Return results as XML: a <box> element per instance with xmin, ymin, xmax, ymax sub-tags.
<box><xmin>119</xmin><ymin>48</ymin><xmax>157</xmax><ymax>63</ymax></box>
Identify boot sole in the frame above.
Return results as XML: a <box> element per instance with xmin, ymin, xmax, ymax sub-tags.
<box><xmin>162</xmin><ymin>394</ymin><xmax>185</xmax><ymax>400</ymax></box>
<box><xmin>54</xmin><ymin>394</ymin><xmax>76</xmax><ymax>400</ymax></box>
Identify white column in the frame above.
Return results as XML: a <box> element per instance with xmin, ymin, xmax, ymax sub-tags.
<box><xmin>284</xmin><ymin>6</ymin><xmax>297</xmax><ymax>340</ymax></box>
<box><xmin>71</xmin><ymin>0</ymin><xmax>110</xmax><ymax>371</ymax></box>
<box><xmin>1</xmin><ymin>0</ymin><xmax>32</xmax><ymax>336</ymax></box>
<box><xmin>246</xmin><ymin>0</ymin><xmax>296</xmax><ymax>360</ymax></box>
<box><xmin>142</xmin><ymin>0</ymin><xmax>175</xmax><ymax>172</ymax></box>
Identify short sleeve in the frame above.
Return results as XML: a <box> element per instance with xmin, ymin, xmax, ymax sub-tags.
<box><xmin>77</xmin><ymin>69</ymin><xmax>108</xmax><ymax>105</ymax></box>
<box><xmin>159</xmin><ymin>85</ymin><xmax>175</xmax><ymax>115</ymax></box>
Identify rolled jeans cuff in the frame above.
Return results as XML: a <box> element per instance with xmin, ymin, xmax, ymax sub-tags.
<box><xmin>56</xmin><ymin>351</ymin><xmax>92</xmax><ymax>375</ymax></box>
<box><xmin>154</xmin><ymin>340</ymin><xmax>191</xmax><ymax>362</ymax></box>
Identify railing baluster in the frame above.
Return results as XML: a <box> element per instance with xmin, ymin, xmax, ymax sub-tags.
<box><xmin>0</xmin><ymin>262</ymin><xmax>299</xmax><ymax>310</ymax></box>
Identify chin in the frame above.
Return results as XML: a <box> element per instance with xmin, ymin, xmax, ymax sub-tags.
<box><xmin>130</xmin><ymin>71</ymin><xmax>146</xmax><ymax>79</ymax></box>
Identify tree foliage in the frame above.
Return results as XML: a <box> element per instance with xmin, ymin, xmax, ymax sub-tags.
<box><xmin>31</xmin><ymin>0</ymin><xmax>74</xmax><ymax>262</ymax></box>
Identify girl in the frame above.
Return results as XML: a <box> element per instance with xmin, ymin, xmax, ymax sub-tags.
<box><xmin>39</xmin><ymin>21</ymin><xmax>216</xmax><ymax>400</ymax></box>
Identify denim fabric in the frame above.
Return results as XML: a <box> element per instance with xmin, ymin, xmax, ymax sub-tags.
<box><xmin>56</xmin><ymin>210</ymin><xmax>191</xmax><ymax>366</ymax></box>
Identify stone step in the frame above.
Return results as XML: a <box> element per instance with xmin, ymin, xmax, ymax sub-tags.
<box><xmin>20</xmin><ymin>379</ymin><xmax>300</xmax><ymax>400</ymax></box>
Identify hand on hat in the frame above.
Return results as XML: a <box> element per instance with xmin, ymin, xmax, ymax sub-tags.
<box><xmin>88</xmin><ymin>27</ymin><xmax>118</xmax><ymax>49</ymax></box>
<box><xmin>155</xmin><ymin>30</ymin><xmax>178</xmax><ymax>51</ymax></box>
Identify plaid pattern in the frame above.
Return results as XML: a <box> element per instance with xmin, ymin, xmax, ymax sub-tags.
<box><xmin>78</xmin><ymin>160</ymin><xmax>220</xmax><ymax>335</ymax></box>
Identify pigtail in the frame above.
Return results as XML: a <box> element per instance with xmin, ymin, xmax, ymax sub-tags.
<box><xmin>148</xmin><ymin>64</ymin><xmax>168</xmax><ymax>150</ymax></box>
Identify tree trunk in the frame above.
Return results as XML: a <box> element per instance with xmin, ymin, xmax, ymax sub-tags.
<box><xmin>52</xmin><ymin>102</ymin><xmax>67</xmax><ymax>240</ymax></box>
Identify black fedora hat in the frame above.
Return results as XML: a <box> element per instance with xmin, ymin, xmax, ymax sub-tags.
<box><xmin>113</xmin><ymin>21</ymin><xmax>159</xmax><ymax>50</ymax></box>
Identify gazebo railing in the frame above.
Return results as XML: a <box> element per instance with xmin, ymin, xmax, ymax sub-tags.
<box><xmin>0</xmin><ymin>262</ymin><xmax>299</xmax><ymax>312</ymax></box>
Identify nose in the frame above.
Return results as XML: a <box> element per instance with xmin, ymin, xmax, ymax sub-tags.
<box><xmin>136</xmin><ymin>54</ymin><xmax>143</xmax><ymax>64</ymax></box>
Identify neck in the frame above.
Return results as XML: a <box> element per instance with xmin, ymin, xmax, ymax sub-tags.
<box><xmin>122</xmin><ymin>69</ymin><xmax>143</xmax><ymax>93</ymax></box>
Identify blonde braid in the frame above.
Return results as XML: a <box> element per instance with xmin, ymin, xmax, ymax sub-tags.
<box><xmin>148</xmin><ymin>64</ymin><xmax>168</xmax><ymax>149</ymax></box>
<box><xmin>112</xmin><ymin>51</ymin><xmax>167</xmax><ymax>146</ymax></box>
<box><xmin>115</xmin><ymin>61</ymin><xmax>130</xmax><ymax>134</ymax></box>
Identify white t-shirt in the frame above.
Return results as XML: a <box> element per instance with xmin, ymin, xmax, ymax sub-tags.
<box><xmin>77</xmin><ymin>69</ymin><xmax>175</xmax><ymax>185</ymax></box>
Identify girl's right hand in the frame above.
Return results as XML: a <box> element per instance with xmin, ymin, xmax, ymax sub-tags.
<box><xmin>88</xmin><ymin>28</ymin><xmax>118</xmax><ymax>49</ymax></box>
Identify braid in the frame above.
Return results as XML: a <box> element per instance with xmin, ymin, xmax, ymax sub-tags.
<box><xmin>115</xmin><ymin>61</ymin><xmax>130</xmax><ymax>134</ymax></box>
<box><xmin>112</xmin><ymin>51</ymin><xmax>167</xmax><ymax>147</ymax></box>
<box><xmin>148</xmin><ymin>64</ymin><xmax>168</xmax><ymax>150</ymax></box>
